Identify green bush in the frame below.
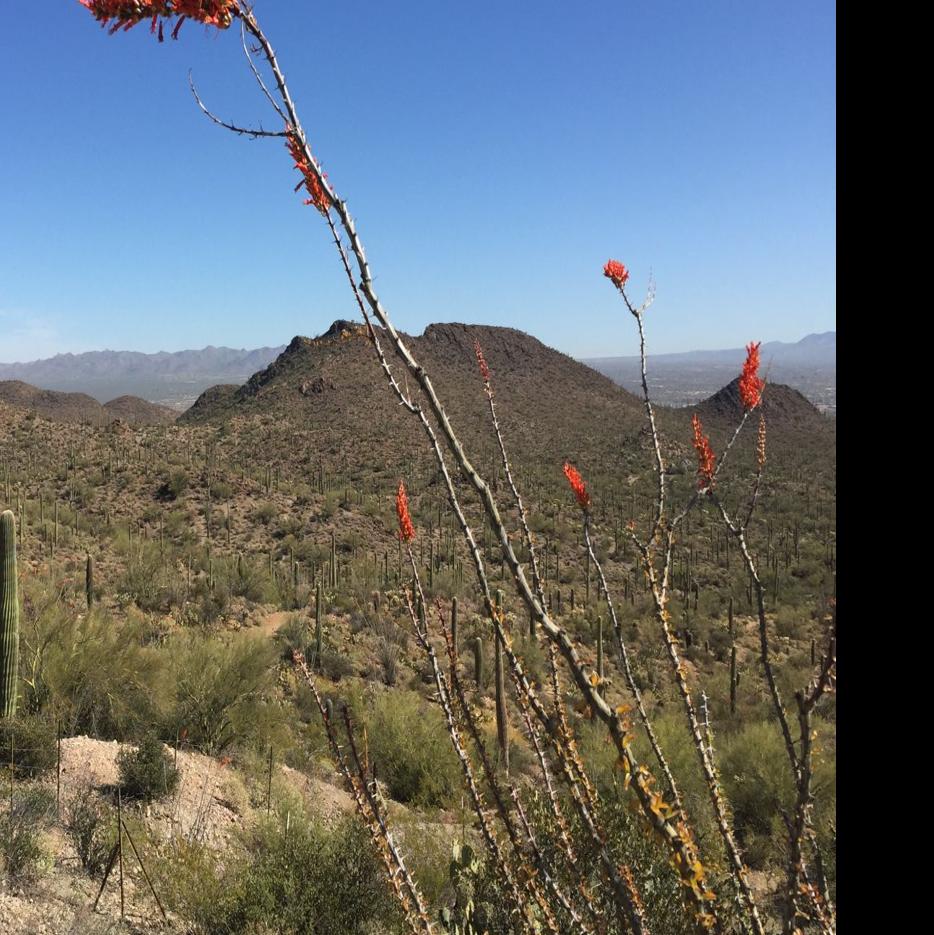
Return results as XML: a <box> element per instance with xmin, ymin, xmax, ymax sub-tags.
<box><xmin>0</xmin><ymin>716</ymin><xmax>58</xmax><ymax>777</ymax></box>
<box><xmin>166</xmin><ymin>632</ymin><xmax>277</xmax><ymax>755</ymax></box>
<box><xmin>63</xmin><ymin>785</ymin><xmax>114</xmax><ymax>877</ymax></box>
<box><xmin>161</xmin><ymin>469</ymin><xmax>189</xmax><ymax>500</ymax></box>
<box><xmin>22</xmin><ymin>599</ymin><xmax>162</xmax><ymax>741</ymax></box>
<box><xmin>719</xmin><ymin>720</ymin><xmax>796</xmax><ymax>867</ymax></box>
<box><xmin>160</xmin><ymin>811</ymin><xmax>400</xmax><ymax>935</ymax></box>
<box><xmin>367</xmin><ymin>690</ymin><xmax>461</xmax><ymax>808</ymax></box>
<box><xmin>118</xmin><ymin>733</ymin><xmax>180</xmax><ymax>801</ymax></box>
<box><xmin>1</xmin><ymin>787</ymin><xmax>54</xmax><ymax>883</ymax></box>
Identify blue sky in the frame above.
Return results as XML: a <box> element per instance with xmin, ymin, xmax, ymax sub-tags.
<box><xmin>0</xmin><ymin>1</ymin><xmax>835</xmax><ymax>362</ymax></box>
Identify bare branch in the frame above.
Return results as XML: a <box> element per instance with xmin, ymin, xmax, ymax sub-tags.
<box><xmin>239</xmin><ymin>18</ymin><xmax>287</xmax><ymax>122</ymax></box>
<box><xmin>188</xmin><ymin>71</ymin><xmax>287</xmax><ymax>138</ymax></box>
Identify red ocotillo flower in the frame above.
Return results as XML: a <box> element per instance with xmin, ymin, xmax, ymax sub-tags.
<box><xmin>756</xmin><ymin>414</ymin><xmax>767</xmax><ymax>468</ymax></box>
<box><xmin>286</xmin><ymin>128</ymin><xmax>331</xmax><ymax>215</ymax></box>
<box><xmin>396</xmin><ymin>482</ymin><xmax>415</xmax><ymax>543</ymax></box>
<box><xmin>603</xmin><ymin>259</ymin><xmax>630</xmax><ymax>289</ymax></box>
<box><xmin>691</xmin><ymin>414</ymin><xmax>716</xmax><ymax>490</ymax></box>
<box><xmin>563</xmin><ymin>462</ymin><xmax>591</xmax><ymax>511</ymax></box>
<box><xmin>474</xmin><ymin>340</ymin><xmax>491</xmax><ymax>383</ymax></box>
<box><xmin>738</xmin><ymin>341</ymin><xmax>765</xmax><ymax>410</ymax></box>
<box><xmin>78</xmin><ymin>1</ymin><xmax>236</xmax><ymax>40</ymax></box>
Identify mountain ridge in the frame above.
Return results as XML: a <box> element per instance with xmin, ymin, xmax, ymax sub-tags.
<box><xmin>0</xmin><ymin>380</ymin><xmax>176</xmax><ymax>425</ymax></box>
<box><xmin>179</xmin><ymin>321</ymin><xmax>830</xmax><ymax>485</ymax></box>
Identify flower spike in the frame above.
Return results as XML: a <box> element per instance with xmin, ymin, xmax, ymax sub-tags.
<box><xmin>563</xmin><ymin>462</ymin><xmax>591</xmax><ymax>511</ymax></box>
<box><xmin>396</xmin><ymin>481</ymin><xmax>415</xmax><ymax>543</ymax></box>
<box><xmin>78</xmin><ymin>1</ymin><xmax>237</xmax><ymax>38</ymax></box>
<box><xmin>474</xmin><ymin>340</ymin><xmax>491</xmax><ymax>383</ymax></box>
<box><xmin>756</xmin><ymin>414</ymin><xmax>767</xmax><ymax>468</ymax></box>
<box><xmin>286</xmin><ymin>128</ymin><xmax>331</xmax><ymax>215</ymax></box>
<box><xmin>691</xmin><ymin>414</ymin><xmax>716</xmax><ymax>490</ymax></box>
<box><xmin>738</xmin><ymin>341</ymin><xmax>765</xmax><ymax>410</ymax></box>
<box><xmin>603</xmin><ymin>259</ymin><xmax>630</xmax><ymax>289</ymax></box>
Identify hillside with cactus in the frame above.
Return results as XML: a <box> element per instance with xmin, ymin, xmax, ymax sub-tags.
<box><xmin>0</xmin><ymin>381</ymin><xmax>176</xmax><ymax>427</ymax></box>
<box><xmin>0</xmin><ymin>320</ymin><xmax>835</xmax><ymax>932</ymax></box>
<box><xmin>1</xmin><ymin>3</ymin><xmax>835</xmax><ymax>931</ymax></box>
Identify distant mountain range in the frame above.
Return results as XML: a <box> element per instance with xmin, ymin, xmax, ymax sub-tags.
<box><xmin>0</xmin><ymin>331</ymin><xmax>835</xmax><ymax>415</ymax></box>
<box><xmin>583</xmin><ymin>332</ymin><xmax>835</xmax><ymax>413</ymax></box>
<box><xmin>0</xmin><ymin>345</ymin><xmax>286</xmax><ymax>410</ymax></box>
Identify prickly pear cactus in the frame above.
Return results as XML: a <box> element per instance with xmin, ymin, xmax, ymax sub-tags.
<box><xmin>440</xmin><ymin>843</ymin><xmax>487</xmax><ymax>935</ymax></box>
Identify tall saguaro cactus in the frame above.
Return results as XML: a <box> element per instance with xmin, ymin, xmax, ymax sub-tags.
<box><xmin>0</xmin><ymin>511</ymin><xmax>19</xmax><ymax>718</ymax></box>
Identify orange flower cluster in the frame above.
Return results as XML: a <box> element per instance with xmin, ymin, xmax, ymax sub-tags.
<box><xmin>78</xmin><ymin>1</ymin><xmax>236</xmax><ymax>40</ymax></box>
<box><xmin>691</xmin><ymin>414</ymin><xmax>716</xmax><ymax>490</ymax></box>
<box><xmin>286</xmin><ymin>128</ymin><xmax>331</xmax><ymax>215</ymax></box>
<box><xmin>756</xmin><ymin>414</ymin><xmax>767</xmax><ymax>468</ymax></box>
<box><xmin>396</xmin><ymin>481</ymin><xmax>415</xmax><ymax>543</ymax></box>
<box><xmin>738</xmin><ymin>341</ymin><xmax>765</xmax><ymax>410</ymax></box>
<box><xmin>603</xmin><ymin>259</ymin><xmax>630</xmax><ymax>288</ymax></box>
<box><xmin>474</xmin><ymin>340</ymin><xmax>491</xmax><ymax>383</ymax></box>
<box><xmin>563</xmin><ymin>462</ymin><xmax>591</xmax><ymax>511</ymax></box>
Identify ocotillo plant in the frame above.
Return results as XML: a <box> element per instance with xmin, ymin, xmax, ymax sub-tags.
<box><xmin>493</xmin><ymin>591</ymin><xmax>509</xmax><ymax>774</ymax></box>
<box><xmin>77</xmin><ymin>7</ymin><xmax>835</xmax><ymax>933</ymax></box>
<box><xmin>0</xmin><ymin>510</ymin><xmax>19</xmax><ymax>718</ymax></box>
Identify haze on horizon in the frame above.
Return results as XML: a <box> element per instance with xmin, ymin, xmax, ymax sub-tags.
<box><xmin>1</xmin><ymin>1</ymin><xmax>835</xmax><ymax>363</ymax></box>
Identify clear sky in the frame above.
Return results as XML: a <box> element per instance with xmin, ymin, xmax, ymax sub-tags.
<box><xmin>0</xmin><ymin>1</ymin><xmax>835</xmax><ymax>362</ymax></box>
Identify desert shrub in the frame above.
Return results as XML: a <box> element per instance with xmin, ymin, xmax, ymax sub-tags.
<box><xmin>210</xmin><ymin>479</ymin><xmax>233</xmax><ymax>501</ymax></box>
<box><xmin>158</xmin><ymin>469</ymin><xmax>189</xmax><ymax>500</ymax></box>
<box><xmin>161</xmin><ymin>812</ymin><xmax>400</xmax><ymax>935</ymax></box>
<box><xmin>26</xmin><ymin>605</ymin><xmax>162</xmax><ymax>741</ymax></box>
<box><xmin>774</xmin><ymin>606</ymin><xmax>804</xmax><ymax>640</ymax></box>
<box><xmin>320</xmin><ymin>649</ymin><xmax>354</xmax><ymax>682</ymax></box>
<box><xmin>165</xmin><ymin>633</ymin><xmax>277</xmax><ymax>755</ymax></box>
<box><xmin>193</xmin><ymin>581</ymin><xmax>230</xmax><ymax>627</ymax></box>
<box><xmin>719</xmin><ymin>720</ymin><xmax>796</xmax><ymax>868</ymax></box>
<box><xmin>276</xmin><ymin>613</ymin><xmax>314</xmax><ymax>663</ymax></box>
<box><xmin>320</xmin><ymin>491</ymin><xmax>341</xmax><ymax>518</ymax></box>
<box><xmin>163</xmin><ymin>508</ymin><xmax>193</xmax><ymax>539</ymax></box>
<box><xmin>377</xmin><ymin>636</ymin><xmax>400</xmax><ymax>686</ymax></box>
<box><xmin>118</xmin><ymin>733</ymin><xmax>180</xmax><ymax>801</ymax></box>
<box><xmin>0</xmin><ymin>787</ymin><xmax>54</xmax><ymax>883</ymax></box>
<box><xmin>152</xmin><ymin>836</ymin><xmax>234</xmax><ymax>931</ymax></box>
<box><xmin>0</xmin><ymin>716</ymin><xmax>57</xmax><ymax>776</ymax></box>
<box><xmin>367</xmin><ymin>690</ymin><xmax>461</xmax><ymax>807</ymax></box>
<box><xmin>119</xmin><ymin>547</ymin><xmax>172</xmax><ymax>611</ymax></box>
<box><xmin>231</xmin><ymin>557</ymin><xmax>266</xmax><ymax>602</ymax></box>
<box><xmin>63</xmin><ymin>785</ymin><xmax>114</xmax><ymax>877</ymax></box>
<box><xmin>254</xmin><ymin>502</ymin><xmax>277</xmax><ymax>525</ymax></box>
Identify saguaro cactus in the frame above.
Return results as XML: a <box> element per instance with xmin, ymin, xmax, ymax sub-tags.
<box><xmin>85</xmin><ymin>552</ymin><xmax>95</xmax><ymax>608</ymax></box>
<box><xmin>728</xmin><ymin>596</ymin><xmax>737</xmax><ymax>716</ymax></box>
<box><xmin>315</xmin><ymin>580</ymin><xmax>324</xmax><ymax>667</ymax></box>
<box><xmin>1</xmin><ymin>511</ymin><xmax>20</xmax><ymax>718</ymax></box>
<box><xmin>473</xmin><ymin>636</ymin><xmax>484</xmax><ymax>688</ymax></box>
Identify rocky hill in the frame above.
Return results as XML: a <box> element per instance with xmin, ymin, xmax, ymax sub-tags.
<box><xmin>102</xmin><ymin>396</ymin><xmax>177</xmax><ymax>425</ymax></box>
<box><xmin>181</xmin><ymin>320</ymin><xmax>833</xmax><ymax>482</ymax></box>
<box><xmin>181</xmin><ymin>321</ymin><xmax>663</xmax><ymax>474</ymax></box>
<box><xmin>0</xmin><ymin>345</ymin><xmax>286</xmax><ymax>410</ymax></box>
<box><xmin>693</xmin><ymin>377</ymin><xmax>827</xmax><ymax>430</ymax></box>
<box><xmin>0</xmin><ymin>381</ymin><xmax>175</xmax><ymax>426</ymax></box>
